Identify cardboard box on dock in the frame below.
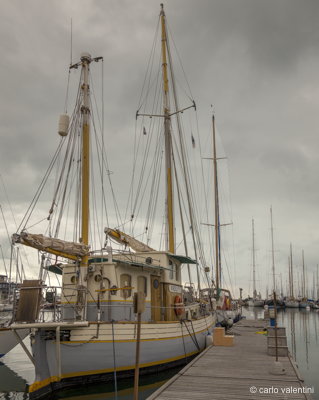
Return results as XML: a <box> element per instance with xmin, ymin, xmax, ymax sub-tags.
<box><xmin>213</xmin><ymin>327</ymin><xmax>234</xmax><ymax>347</ymax></box>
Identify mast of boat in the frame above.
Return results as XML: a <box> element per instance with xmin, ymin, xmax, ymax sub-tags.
<box><xmin>69</xmin><ymin>52</ymin><xmax>92</xmax><ymax>319</ymax></box>
<box><xmin>80</xmin><ymin>53</ymin><xmax>91</xmax><ymax>253</ymax></box>
<box><xmin>212</xmin><ymin>114</ymin><xmax>220</xmax><ymax>293</ymax></box>
<box><xmin>160</xmin><ymin>4</ymin><xmax>175</xmax><ymax>254</ymax></box>
<box><xmin>252</xmin><ymin>218</ymin><xmax>256</xmax><ymax>299</ymax></box>
<box><xmin>317</xmin><ymin>264</ymin><xmax>319</xmax><ymax>300</ymax></box>
<box><xmin>270</xmin><ymin>206</ymin><xmax>276</xmax><ymax>293</ymax></box>
<box><xmin>302</xmin><ymin>249</ymin><xmax>306</xmax><ymax>298</ymax></box>
<box><xmin>290</xmin><ymin>243</ymin><xmax>294</xmax><ymax>298</ymax></box>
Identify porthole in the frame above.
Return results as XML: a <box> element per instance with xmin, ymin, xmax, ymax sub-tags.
<box><xmin>70</xmin><ymin>275</ymin><xmax>78</xmax><ymax>284</ymax></box>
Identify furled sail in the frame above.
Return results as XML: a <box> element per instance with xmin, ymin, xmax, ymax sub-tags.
<box><xmin>12</xmin><ymin>232</ymin><xmax>90</xmax><ymax>260</ymax></box>
<box><xmin>105</xmin><ymin>228</ymin><xmax>154</xmax><ymax>253</ymax></box>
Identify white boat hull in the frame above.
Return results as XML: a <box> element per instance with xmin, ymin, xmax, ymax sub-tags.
<box><xmin>284</xmin><ymin>300</ymin><xmax>299</xmax><ymax>308</ymax></box>
<box><xmin>247</xmin><ymin>299</ymin><xmax>264</xmax><ymax>307</ymax></box>
<box><xmin>0</xmin><ymin>327</ymin><xmax>29</xmax><ymax>357</ymax></box>
<box><xmin>29</xmin><ymin>314</ymin><xmax>215</xmax><ymax>399</ymax></box>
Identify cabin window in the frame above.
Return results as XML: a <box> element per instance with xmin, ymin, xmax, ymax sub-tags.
<box><xmin>120</xmin><ymin>274</ymin><xmax>132</xmax><ymax>299</ymax></box>
<box><xmin>137</xmin><ymin>276</ymin><xmax>147</xmax><ymax>296</ymax></box>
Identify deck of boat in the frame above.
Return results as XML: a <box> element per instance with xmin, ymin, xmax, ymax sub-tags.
<box><xmin>147</xmin><ymin>319</ymin><xmax>313</xmax><ymax>399</ymax></box>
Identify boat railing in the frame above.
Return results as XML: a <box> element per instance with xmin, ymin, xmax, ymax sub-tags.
<box><xmin>11</xmin><ymin>280</ymin><xmax>213</xmax><ymax>324</ymax></box>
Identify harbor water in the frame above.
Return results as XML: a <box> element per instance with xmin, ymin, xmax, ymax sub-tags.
<box><xmin>1</xmin><ymin>309</ymin><xmax>319</xmax><ymax>399</ymax></box>
<box><xmin>243</xmin><ymin>307</ymin><xmax>319</xmax><ymax>399</ymax></box>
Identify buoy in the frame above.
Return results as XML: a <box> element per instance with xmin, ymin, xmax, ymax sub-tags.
<box><xmin>174</xmin><ymin>295</ymin><xmax>184</xmax><ymax>316</ymax></box>
<box><xmin>58</xmin><ymin>114</ymin><xmax>69</xmax><ymax>136</ymax></box>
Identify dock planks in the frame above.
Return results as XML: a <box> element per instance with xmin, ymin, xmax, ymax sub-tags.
<box><xmin>147</xmin><ymin>319</ymin><xmax>312</xmax><ymax>399</ymax></box>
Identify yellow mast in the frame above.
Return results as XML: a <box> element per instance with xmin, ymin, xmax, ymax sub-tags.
<box><xmin>78</xmin><ymin>53</ymin><xmax>91</xmax><ymax>319</ymax></box>
<box><xmin>160</xmin><ymin>4</ymin><xmax>175</xmax><ymax>254</ymax></box>
<box><xmin>81</xmin><ymin>53</ymin><xmax>91</xmax><ymax>252</ymax></box>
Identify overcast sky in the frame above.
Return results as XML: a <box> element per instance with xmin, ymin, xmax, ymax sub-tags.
<box><xmin>1</xmin><ymin>0</ymin><xmax>319</xmax><ymax>298</ymax></box>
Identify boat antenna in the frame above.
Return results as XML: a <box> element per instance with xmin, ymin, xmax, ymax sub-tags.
<box><xmin>70</xmin><ymin>18</ymin><xmax>73</xmax><ymax>66</ymax></box>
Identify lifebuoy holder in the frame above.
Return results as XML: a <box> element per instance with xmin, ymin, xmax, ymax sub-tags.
<box><xmin>174</xmin><ymin>295</ymin><xmax>185</xmax><ymax>316</ymax></box>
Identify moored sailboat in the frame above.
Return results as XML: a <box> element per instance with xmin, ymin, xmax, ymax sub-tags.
<box><xmin>284</xmin><ymin>243</ymin><xmax>299</xmax><ymax>308</ymax></box>
<box><xmin>247</xmin><ymin>219</ymin><xmax>264</xmax><ymax>307</ymax></box>
<box><xmin>10</xmin><ymin>6</ymin><xmax>215</xmax><ymax>399</ymax></box>
<box><xmin>207</xmin><ymin>114</ymin><xmax>240</xmax><ymax>326</ymax></box>
<box><xmin>298</xmin><ymin>250</ymin><xmax>309</xmax><ymax>309</ymax></box>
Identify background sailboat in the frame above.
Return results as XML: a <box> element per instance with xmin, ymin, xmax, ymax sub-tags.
<box><xmin>247</xmin><ymin>219</ymin><xmax>264</xmax><ymax>307</ymax></box>
<box><xmin>284</xmin><ymin>243</ymin><xmax>299</xmax><ymax>308</ymax></box>
<box><xmin>299</xmin><ymin>249</ymin><xmax>309</xmax><ymax>309</ymax></box>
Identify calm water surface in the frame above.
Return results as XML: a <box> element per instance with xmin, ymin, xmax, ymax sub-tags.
<box><xmin>1</xmin><ymin>309</ymin><xmax>319</xmax><ymax>399</ymax></box>
<box><xmin>243</xmin><ymin>307</ymin><xmax>319</xmax><ymax>400</ymax></box>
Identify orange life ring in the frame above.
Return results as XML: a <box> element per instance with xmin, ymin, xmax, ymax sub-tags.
<box><xmin>174</xmin><ymin>295</ymin><xmax>184</xmax><ymax>316</ymax></box>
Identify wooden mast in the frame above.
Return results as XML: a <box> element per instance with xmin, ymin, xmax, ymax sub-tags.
<box><xmin>160</xmin><ymin>4</ymin><xmax>175</xmax><ymax>254</ymax></box>
<box><xmin>81</xmin><ymin>53</ymin><xmax>91</xmax><ymax>252</ymax></box>
<box><xmin>78</xmin><ymin>52</ymin><xmax>91</xmax><ymax>319</ymax></box>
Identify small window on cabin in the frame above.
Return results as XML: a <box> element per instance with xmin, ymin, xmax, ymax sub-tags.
<box><xmin>137</xmin><ymin>276</ymin><xmax>147</xmax><ymax>296</ymax></box>
<box><xmin>120</xmin><ymin>274</ymin><xmax>132</xmax><ymax>299</ymax></box>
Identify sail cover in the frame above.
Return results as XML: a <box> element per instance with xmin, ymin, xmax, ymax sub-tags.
<box><xmin>12</xmin><ymin>232</ymin><xmax>90</xmax><ymax>258</ymax></box>
<box><xmin>105</xmin><ymin>228</ymin><xmax>154</xmax><ymax>252</ymax></box>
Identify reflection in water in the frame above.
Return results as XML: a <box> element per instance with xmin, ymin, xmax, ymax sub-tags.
<box><xmin>271</xmin><ymin>307</ymin><xmax>319</xmax><ymax>399</ymax></box>
<box><xmin>0</xmin><ymin>393</ymin><xmax>28</xmax><ymax>400</ymax></box>
<box><xmin>290</xmin><ymin>310</ymin><xmax>296</xmax><ymax>360</ymax></box>
<box><xmin>52</xmin><ymin>375</ymin><xmax>172</xmax><ymax>400</ymax></box>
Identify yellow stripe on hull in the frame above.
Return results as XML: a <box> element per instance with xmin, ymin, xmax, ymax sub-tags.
<box><xmin>29</xmin><ymin>349</ymin><xmax>199</xmax><ymax>393</ymax></box>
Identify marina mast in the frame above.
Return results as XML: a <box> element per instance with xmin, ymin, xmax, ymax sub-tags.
<box><xmin>212</xmin><ymin>115</ymin><xmax>220</xmax><ymax>292</ymax></box>
<box><xmin>270</xmin><ymin>206</ymin><xmax>276</xmax><ymax>293</ymax></box>
<box><xmin>160</xmin><ymin>4</ymin><xmax>175</xmax><ymax>254</ymax></box>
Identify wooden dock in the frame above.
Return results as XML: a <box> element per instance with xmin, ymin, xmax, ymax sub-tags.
<box><xmin>147</xmin><ymin>319</ymin><xmax>313</xmax><ymax>399</ymax></box>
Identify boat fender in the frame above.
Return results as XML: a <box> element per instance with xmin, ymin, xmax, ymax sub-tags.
<box><xmin>58</xmin><ymin>114</ymin><xmax>69</xmax><ymax>136</ymax></box>
<box><xmin>174</xmin><ymin>295</ymin><xmax>184</xmax><ymax>316</ymax></box>
<box><xmin>205</xmin><ymin>333</ymin><xmax>213</xmax><ymax>347</ymax></box>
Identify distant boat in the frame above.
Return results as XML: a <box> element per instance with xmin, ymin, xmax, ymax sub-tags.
<box><xmin>0</xmin><ymin>275</ymin><xmax>17</xmax><ymax>312</ymax></box>
<box><xmin>266</xmin><ymin>207</ymin><xmax>284</xmax><ymax>308</ymax></box>
<box><xmin>208</xmin><ymin>114</ymin><xmax>240</xmax><ymax>325</ymax></box>
<box><xmin>299</xmin><ymin>250</ymin><xmax>309</xmax><ymax>309</ymax></box>
<box><xmin>284</xmin><ymin>244</ymin><xmax>299</xmax><ymax>308</ymax></box>
<box><xmin>247</xmin><ymin>219</ymin><xmax>264</xmax><ymax>307</ymax></box>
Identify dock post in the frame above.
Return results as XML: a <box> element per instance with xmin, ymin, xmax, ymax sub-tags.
<box><xmin>133</xmin><ymin>292</ymin><xmax>145</xmax><ymax>400</ymax></box>
<box><xmin>270</xmin><ymin>291</ymin><xmax>286</xmax><ymax>375</ymax></box>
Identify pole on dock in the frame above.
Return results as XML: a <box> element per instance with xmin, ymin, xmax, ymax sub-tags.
<box><xmin>270</xmin><ymin>291</ymin><xmax>286</xmax><ymax>375</ymax></box>
<box><xmin>133</xmin><ymin>292</ymin><xmax>145</xmax><ymax>400</ymax></box>
<box><xmin>273</xmin><ymin>291</ymin><xmax>278</xmax><ymax>362</ymax></box>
